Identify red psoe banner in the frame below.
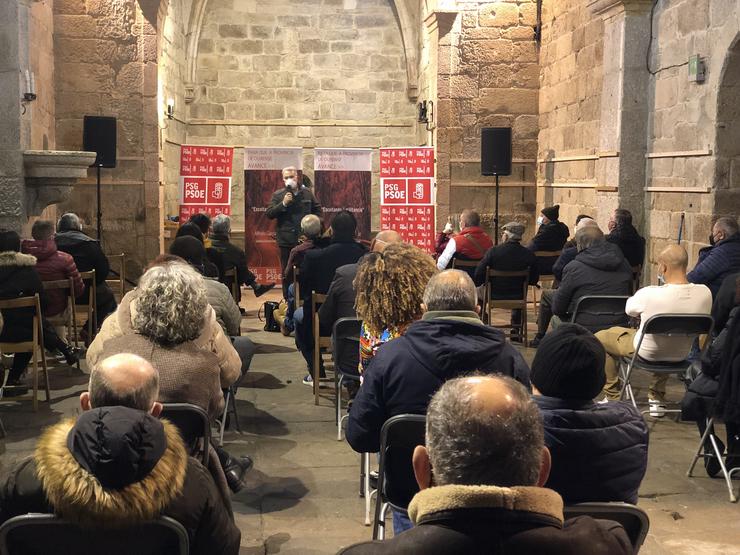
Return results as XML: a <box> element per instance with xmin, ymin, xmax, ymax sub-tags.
<box><xmin>380</xmin><ymin>147</ymin><xmax>436</xmax><ymax>253</ymax></box>
<box><xmin>179</xmin><ymin>145</ymin><xmax>233</xmax><ymax>222</ymax></box>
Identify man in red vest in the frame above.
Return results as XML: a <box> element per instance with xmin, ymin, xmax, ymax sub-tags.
<box><xmin>436</xmin><ymin>210</ymin><xmax>493</xmax><ymax>276</ymax></box>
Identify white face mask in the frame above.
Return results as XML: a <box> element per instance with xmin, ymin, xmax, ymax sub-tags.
<box><xmin>284</xmin><ymin>177</ymin><xmax>297</xmax><ymax>189</ymax></box>
<box><xmin>537</xmin><ymin>216</ymin><xmax>544</xmax><ymax>226</ymax></box>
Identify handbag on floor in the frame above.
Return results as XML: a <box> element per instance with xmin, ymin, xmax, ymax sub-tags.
<box><xmin>259</xmin><ymin>301</ymin><xmax>281</xmax><ymax>332</ymax></box>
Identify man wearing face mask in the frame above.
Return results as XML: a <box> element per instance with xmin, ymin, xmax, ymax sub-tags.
<box><xmin>688</xmin><ymin>217</ymin><xmax>740</xmax><ymax>298</ymax></box>
<box><xmin>527</xmin><ymin>204</ymin><xmax>570</xmax><ymax>276</ymax></box>
<box><xmin>266</xmin><ymin>166</ymin><xmax>323</xmax><ymax>297</ymax></box>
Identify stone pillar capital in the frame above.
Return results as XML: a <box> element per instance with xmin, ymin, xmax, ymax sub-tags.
<box><xmin>588</xmin><ymin>0</ymin><xmax>653</xmax><ymax>17</ymax></box>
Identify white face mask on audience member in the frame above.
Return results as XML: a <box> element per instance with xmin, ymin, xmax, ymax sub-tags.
<box><xmin>537</xmin><ymin>216</ymin><xmax>544</xmax><ymax>226</ymax></box>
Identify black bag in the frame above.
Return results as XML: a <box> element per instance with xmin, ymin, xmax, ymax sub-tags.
<box><xmin>260</xmin><ymin>301</ymin><xmax>281</xmax><ymax>332</ymax></box>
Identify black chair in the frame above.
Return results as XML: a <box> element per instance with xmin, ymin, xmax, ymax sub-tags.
<box><xmin>161</xmin><ymin>403</ymin><xmax>210</xmax><ymax>466</ymax></box>
<box><xmin>620</xmin><ymin>314</ymin><xmax>713</xmax><ymax>413</ymax></box>
<box><xmin>564</xmin><ymin>502</ymin><xmax>649</xmax><ymax>554</ymax></box>
<box><xmin>372</xmin><ymin>414</ymin><xmax>426</xmax><ymax>540</ymax></box>
<box><xmin>0</xmin><ymin>513</ymin><xmax>189</xmax><ymax>555</ymax></box>
<box><xmin>570</xmin><ymin>295</ymin><xmax>630</xmax><ymax>333</ymax></box>
<box><xmin>332</xmin><ymin>317</ymin><xmax>362</xmax><ymax>441</ymax></box>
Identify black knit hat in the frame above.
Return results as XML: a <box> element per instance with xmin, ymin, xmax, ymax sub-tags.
<box><xmin>541</xmin><ymin>205</ymin><xmax>560</xmax><ymax>221</ymax></box>
<box><xmin>531</xmin><ymin>324</ymin><xmax>606</xmax><ymax>400</ymax></box>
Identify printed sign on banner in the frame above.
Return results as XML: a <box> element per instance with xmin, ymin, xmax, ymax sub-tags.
<box><xmin>380</xmin><ymin>147</ymin><xmax>435</xmax><ymax>253</ymax></box>
<box><xmin>179</xmin><ymin>145</ymin><xmax>233</xmax><ymax>223</ymax></box>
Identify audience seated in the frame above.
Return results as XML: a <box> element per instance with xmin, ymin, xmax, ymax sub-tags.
<box><xmin>297</xmin><ymin>210</ymin><xmax>368</xmax><ymax>385</ymax></box>
<box><xmin>0</xmin><ymin>353</ymin><xmax>240</xmax><ymax>555</ymax></box>
<box><xmin>354</xmin><ymin>241</ymin><xmax>437</xmax><ymax>373</ymax></box>
<box><xmin>532</xmin><ymin>325</ymin><xmax>648</xmax><ymax>504</ymax></box>
<box><xmin>552</xmin><ymin>217</ymin><xmax>598</xmax><ymax>283</ymax></box>
<box><xmin>473</xmin><ymin>221</ymin><xmax>538</xmax><ymax>341</ymax></box>
<box><xmin>606</xmin><ymin>209</ymin><xmax>646</xmax><ymax>268</ymax></box>
<box><xmin>562</xmin><ymin>214</ymin><xmax>593</xmax><ymax>250</ymax></box>
<box><xmin>688</xmin><ymin>216</ymin><xmax>740</xmax><ymax>297</ymax></box>
<box><xmin>532</xmin><ymin>226</ymin><xmax>632</xmax><ymax>346</ymax></box>
<box><xmin>527</xmin><ymin>204</ymin><xmax>570</xmax><ymax>276</ymax></box>
<box><xmin>436</xmin><ymin>209</ymin><xmax>493</xmax><ymax>275</ymax></box>
<box><xmin>433</xmin><ymin>219</ymin><xmax>454</xmax><ymax>260</ymax></box>
<box><xmin>176</xmin><ymin>222</ymin><xmax>221</xmax><ymax>278</ymax></box>
<box><xmin>209</xmin><ymin>214</ymin><xmax>274</xmax><ymax>298</ymax></box>
<box><xmin>86</xmin><ymin>260</ymin><xmax>250</xmax><ymax>492</ymax></box>
<box><xmin>22</xmin><ymin>220</ymin><xmax>84</xmax><ymax>317</ymax></box>
<box><xmin>284</xmin><ymin>214</ymin><xmax>329</xmax><ymax>286</ymax></box>
<box><xmin>340</xmin><ymin>376</ymin><xmax>631</xmax><ymax>554</ymax></box>
<box><xmin>595</xmin><ymin>245</ymin><xmax>712</xmax><ymax>411</ymax></box>
<box><xmin>347</xmin><ymin>270</ymin><xmax>530</xmax><ymax>456</ymax></box>
<box><xmin>0</xmin><ymin>230</ymin><xmax>78</xmax><ymax>396</ymax></box>
<box><xmin>318</xmin><ymin>230</ymin><xmax>402</xmax><ymax>342</ymax></box>
<box><xmin>55</xmin><ymin>212</ymin><xmax>118</xmax><ymax>333</ymax></box>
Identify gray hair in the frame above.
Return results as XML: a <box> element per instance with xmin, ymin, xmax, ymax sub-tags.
<box><xmin>89</xmin><ymin>361</ymin><xmax>159</xmax><ymax>411</ymax></box>
<box><xmin>575</xmin><ymin>226</ymin><xmax>605</xmax><ymax>252</ymax></box>
<box><xmin>460</xmin><ymin>209</ymin><xmax>480</xmax><ymax>228</ymax></box>
<box><xmin>422</xmin><ymin>270</ymin><xmax>477</xmax><ymax>311</ymax></box>
<box><xmin>212</xmin><ymin>214</ymin><xmax>231</xmax><ymax>235</ymax></box>
<box><xmin>57</xmin><ymin>212</ymin><xmax>82</xmax><ymax>232</ymax></box>
<box><xmin>133</xmin><ymin>262</ymin><xmax>207</xmax><ymax>345</ymax></box>
<box><xmin>426</xmin><ymin>375</ymin><xmax>544</xmax><ymax>487</ymax></box>
<box><xmin>301</xmin><ymin>214</ymin><xmax>321</xmax><ymax>238</ymax></box>
<box><xmin>715</xmin><ymin>216</ymin><xmax>739</xmax><ymax>236</ymax></box>
<box><xmin>575</xmin><ymin>217</ymin><xmax>598</xmax><ymax>232</ymax></box>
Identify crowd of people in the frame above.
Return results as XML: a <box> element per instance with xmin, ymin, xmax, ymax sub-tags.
<box><xmin>0</xmin><ymin>192</ymin><xmax>739</xmax><ymax>552</ymax></box>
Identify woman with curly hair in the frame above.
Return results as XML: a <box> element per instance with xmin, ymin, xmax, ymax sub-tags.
<box><xmin>354</xmin><ymin>242</ymin><xmax>437</xmax><ymax>373</ymax></box>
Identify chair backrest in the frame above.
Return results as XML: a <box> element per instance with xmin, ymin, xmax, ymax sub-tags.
<box><xmin>451</xmin><ymin>259</ymin><xmax>479</xmax><ymax>269</ymax></box>
<box><xmin>0</xmin><ymin>513</ymin><xmax>189</xmax><ymax>555</ymax></box>
<box><xmin>641</xmin><ymin>313</ymin><xmax>714</xmax><ymax>337</ymax></box>
<box><xmin>564</xmin><ymin>502</ymin><xmax>649</xmax><ymax>553</ymax></box>
<box><xmin>77</xmin><ymin>270</ymin><xmax>97</xmax><ymax>330</ymax></box>
<box><xmin>535</xmin><ymin>250</ymin><xmax>562</xmax><ymax>258</ymax></box>
<box><xmin>332</xmin><ymin>317</ymin><xmax>361</xmax><ymax>377</ymax></box>
<box><xmin>160</xmin><ymin>403</ymin><xmax>210</xmax><ymax>466</ymax></box>
<box><xmin>377</xmin><ymin>414</ymin><xmax>426</xmax><ymax>511</ymax></box>
<box><xmin>485</xmin><ymin>268</ymin><xmax>530</xmax><ymax>302</ymax></box>
<box><xmin>570</xmin><ymin>295</ymin><xmax>630</xmax><ymax>333</ymax></box>
<box><xmin>0</xmin><ymin>294</ymin><xmax>44</xmax><ymax>354</ymax></box>
<box><xmin>106</xmin><ymin>253</ymin><xmax>127</xmax><ymax>300</ymax></box>
<box><xmin>293</xmin><ymin>266</ymin><xmax>301</xmax><ymax>311</ymax></box>
<box><xmin>222</xmin><ymin>268</ymin><xmax>239</xmax><ymax>302</ymax></box>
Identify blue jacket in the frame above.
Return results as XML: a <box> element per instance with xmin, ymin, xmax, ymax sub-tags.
<box><xmin>552</xmin><ymin>246</ymin><xmax>577</xmax><ymax>282</ymax></box>
<box><xmin>346</xmin><ymin>313</ymin><xmax>531</xmax><ymax>454</ymax></box>
<box><xmin>688</xmin><ymin>233</ymin><xmax>740</xmax><ymax>297</ymax></box>
<box><xmin>534</xmin><ymin>396</ymin><xmax>648</xmax><ymax>504</ymax></box>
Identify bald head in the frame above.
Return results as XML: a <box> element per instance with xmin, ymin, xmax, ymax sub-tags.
<box><xmin>423</xmin><ymin>269</ymin><xmax>477</xmax><ymax>311</ymax></box>
<box><xmin>372</xmin><ymin>229</ymin><xmax>402</xmax><ymax>253</ymax></box>
<box><xmin>658</xmin><ymin>244</ymin><xmax>688</xmax><ymax>270</ymax></box>
<box><xmin>86</xmin><ymin>354</ymin><xmax>160</xmax><ymax>412</ymax></box>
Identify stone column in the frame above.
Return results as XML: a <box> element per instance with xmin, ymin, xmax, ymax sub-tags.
<box><xmin>589</xmin><ymin>0</ymin><xmax>652</xmax><ymax>229</ymax></box>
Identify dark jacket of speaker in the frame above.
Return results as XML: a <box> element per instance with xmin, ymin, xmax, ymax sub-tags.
<box><xmin>265</xmin><ymin>187</ymin><xmax>322</xmax><ymax>248</ymax></box>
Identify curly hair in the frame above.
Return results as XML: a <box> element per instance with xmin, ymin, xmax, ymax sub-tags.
<box><xmin>133</xmin><ymin>262</ymin><xmax>207</xmax><ymax>346</ymax></box>
<box><xmin>354</xmin><ymin>242</ymin><xmax>438</xmax><ymax>337</ymax></box>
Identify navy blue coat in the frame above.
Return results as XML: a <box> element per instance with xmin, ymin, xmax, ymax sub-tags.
<box><xmin>552</xmin><ymin>246</ymin><xmax>577</xmax><ymax>283</ymax></box>
<box><xmin>346</xmin><ymin>315</ymin><xmax>531</xmax><ymax>454</ymax></box>
<box><xmin>534</xmin><ymin>396</ymin><xmax>648</xmax><ymax>504</ymax></box>
<box><xmin>688</xmin><ymin>233</ymin><xmax>740</xmax><ymax>298</ymax></box>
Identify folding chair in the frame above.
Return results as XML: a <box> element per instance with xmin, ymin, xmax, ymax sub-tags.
<box><xmin>687</xmin><ymin>416</ymin><xmax>739</xmax><ymax>502</ymax></box>
<box><xmin>451</xmin><ymin>258</ymin><xmax>480</xmax><ymax>279</ymax></box>
<box><xmin>484</xmin><ymin>268</ymin><xmax>529</xmax><ymax>346</ymax></box>
<box><xmin>564</xmin><ymin>502</ymin><xmax>649</xmax><ymax>554</ymax></box>
<box><xmin>73</xmin><ymin>270</ymin><xmax>97</xmax><ymax>343</ymax></box>
<box><xmin>531</xmin><ymin>250</ymin><xmax>561</xmax><ymax>312</ymax></box>
<box><xmin>0</xmin><ymin>513</ymin><xmax>188</xmax><ymax>555</ymax></box>
<box><xmin>218</xmin><ymin>381</ymin><xmax>243</xmax><ymax>447</ymax></box>
<box><xmin>570</xmin><ymin>295</ymin><xmax>630</xmax><ymax>334</ymax></box>
<box><xmin>312</xmin><ymin>292</ymin><xmax>332</xmax><ymax>406</ymax></box>
<box><xmin>0</xmin><ymin>294</ymin><xmax>51</xmax><ymax>411</ymax></box>
<box><xmin>372</xmin><ymin>414</ymin><xmax>426</xmax><ymax>540</ymax></box>
<box><xmin>619</xmin><ymin>314</ymin><xmax>713</xmax><ymax>413</ymax></box>
<box><xmin>631</xmin><ymin>264</ymin><xmax>642</xmax><ymax>294</ymax></box>
<box><xmin>332</xmin><ymin>317</ymin><xmax>361</xmax><ymax>441</ymax></box>
<box><xmin>160</xmin><ymin>403</ymin><xmax>211</xmax><ymax>466</ymax></box>
<box><xmin>222</xmin><ymin>268</ymin><xmax>239</xmax><ymax>304</ymax></box>
<box><xmin>42</xmin><ymin>278</ymin><xmax>80</xmax><ymax>369</ymax></box>
<box><xmin>105</xmin><ymin>253</ymin><xmax>127</xmax><ymax>302</ymax></box>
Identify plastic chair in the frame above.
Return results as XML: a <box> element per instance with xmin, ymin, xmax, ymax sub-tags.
<box><xmin>312</xmin><ymin>292</ymin><xmax>332</xmax><ymax>405</ymax></box>
<box><xmin>372</xmin><ymin>414</ymin><xmax>426</xmax><ymax>540</ymax></box>
<box><xmin>563</xmin><ymin>502</ymin><xmax>649</xmax><ymax>554</ymax></box>
<box><xmin>484</xmin><ymin>268</ymin><xmax>530</xmax><ymax>345</ymax></box>
<box><xmin>160</xmin><ymin>403</ymin><xmax>210</xmax><ymax>466</ymax></box>
<box><xmin>531</xmin><ymin>250</ymin><xmax>561</xmax><ymax>311</ymax></box>
<box><xmin>570</xmin><ymin>295</ymin><xmax>630</xmax><ymax>333</ymax></box>
<box><xmin>332</xmin><ymin>317</ymin><xmax>361</xmax><ymax>441</ymax></box>
<box><xmin>0</xmin><ymin>294</ymin><xmax>50</xmax><ymax>411</ymax></box>
<box><xmin>687</xmin><ymin>416</ymin><xmax>739</xmax><ymax>503</ymax></box>
<box><xmin>105</xmin><ymin>253</ymin><xmax>127</xmax><ymax>302</ymax></box>
<box><xmin>0</xmin><ymin>513</ymin><xmax>189</xmax><ymax>555</ymax></box>
<box><xmin>619</xmin><ymin>314</ymin><xmax>713</xmax><ymax>413</ymax></box>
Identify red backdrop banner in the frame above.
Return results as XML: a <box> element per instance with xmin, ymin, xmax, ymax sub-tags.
<box><xmin>379</xmin><ymin>147</ymin><xmax>436</xmax><ymax>253</ymax></box>
<box><xmin>244</xmin><ymin>147</ymin><xmax>303</xmax><ymax>284</ymax></box>
<box><xmin>179</xmin><ymin>145</ymin><xmax>233</xmax><ymax>222</ymax></box>
<box><xmin>314</xmin><ymin>148</ymin><xmax>372</xmax><ymax>240</ymax></box>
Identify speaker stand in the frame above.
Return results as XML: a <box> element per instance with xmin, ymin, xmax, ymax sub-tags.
<box><xmin>493</xmin><ymin>173</ymin><xmax>500</xmax><ymax>245</ymax></box>
<box><xmin>96</xmin><ymin>165</ymin><xmax>103</xmax><ymax>245</ymax></box>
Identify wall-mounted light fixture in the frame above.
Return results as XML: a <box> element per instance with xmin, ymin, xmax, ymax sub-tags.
<box><xmin>23</xmin><ymin>69</ymin><xmax>37</xmax><ymax>102</ymax></box>
<box><xmin>166</xmin><ymin>98</ymin><xmax>175</xmax><ymax>119</ymax></box>
<box><xmin>417</xmin><ymin>100</ymin><xmax>435</xmax><ymax>131</ymax></box>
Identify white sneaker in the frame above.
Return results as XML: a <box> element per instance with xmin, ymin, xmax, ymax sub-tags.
<box><xmin>596</xmin><ymin>396</ymin><xmax>609</xmax><ymax>404</ymax></box>
<box><xmin>648</xmin><ymin>398</ymin><xmax>666</xmax><ymax>417</ymax></box>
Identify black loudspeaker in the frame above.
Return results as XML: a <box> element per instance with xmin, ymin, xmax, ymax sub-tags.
<box><xmin>481</xmin><ymin>127</ymin><xmax>512</xmax><ymax>176</ymax></box>
<box><xmin>83</xmin><ymin>115</ymin><xmax>117</xmax><ymax>168</ymax></box>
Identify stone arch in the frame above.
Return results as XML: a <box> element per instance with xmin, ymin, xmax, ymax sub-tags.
<box><xmin>182</xmin><ymin>0</ymin><xmax>419</xmax><ymax>102</ymax></box>
<box><xmin>714</xmin><ymin>32</ymin><xmax>740</xmax><ymax>215</ymax></box>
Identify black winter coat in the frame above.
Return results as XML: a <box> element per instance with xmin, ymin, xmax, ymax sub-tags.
<box><xmin>55</xmin><ymin>231</ymin><xmax>109</xmax><ymax>284</ymax></box>
<box><xmin>346</xmin><ymin>313</ymin><xmax>531</xmax><ymax>453</ymax></box>
<box><xmin>534</xmin><ymin>396</ymin><xmax>649</xmax><ymax>505</ymax></box>
<box><xmin>0</xmin><ymin>252</ymin><xmax>45</xmax><ymax>343</ymax></box>
<box><xmin>606</xmin><ymin>224</ymin><xmax>646</xmax><ymax>268</ymax></box>
<box><xmin>715</xmin><ymin>310</ymin><xmax>740</xmax><ymax>424</ymax></box>
<box><xmin>552</xmin><ymin>246</ymin><xmax>577</xmax><ymax>283</ymax></box>
<box><xmin>527</xmin><ymin>221</ymin><xmax>570</xmax><ymax>275</ymax></box>
<box><xmin>265</xmin><ymin>187</ymin><xmax>322</xmax><ymax>247</ymax></box>
<box><xmin>210</xmin><ymin>233</ymin><xmax>256</xmax><ymax>287</ymax></box>
<box><xmin>473</xmin><ymin>241</ymin><xmax>539</xmax><ymax>299</ymax></box>
<box><xmin>300</xmin><ymin>240</ymin><xmax>367</xmax><ymax>301</ymax></box>
<box><xmin>552</xmin><ymin>242</ymin><xmax>632</xmax><ymax>330</ymax></box>
<box><xmin>318</xmin><ymin>262</ymin><xmax>359</xmax><ymax>336</ymax></box>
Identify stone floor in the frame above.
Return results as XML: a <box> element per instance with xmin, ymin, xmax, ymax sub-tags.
<box><xmin>1</xmin><ymin>289</ymin><xmax>740</xmax><ymax>554</ymax></box>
